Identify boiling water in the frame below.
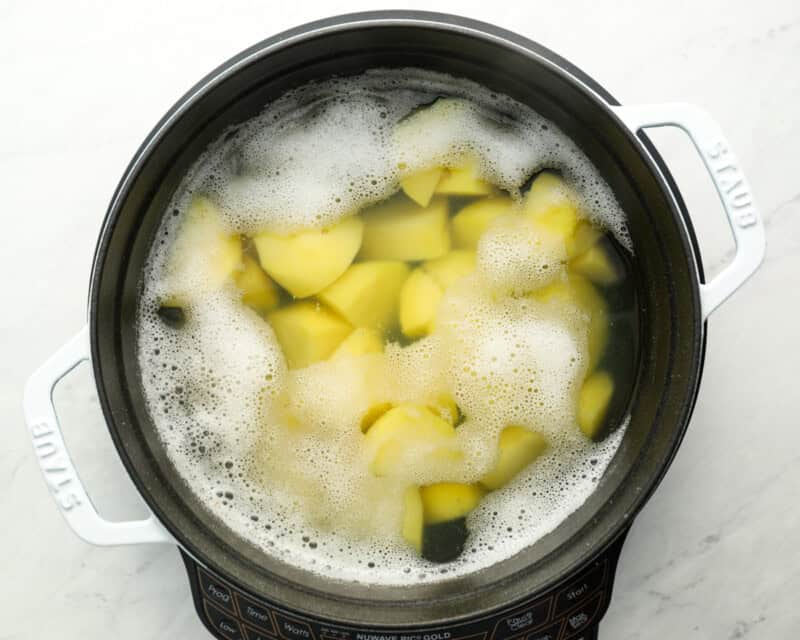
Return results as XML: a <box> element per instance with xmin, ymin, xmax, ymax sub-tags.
<box><xmin>137</xmin><ymin>69</ymin><xmax>636</xmax><ymax>585</ymax></box>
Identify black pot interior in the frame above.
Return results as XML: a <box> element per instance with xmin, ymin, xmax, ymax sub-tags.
<box><xmin>89</xmin><ymin>12</ymin><xmax>705</xmax><ymax>626</ymax></box>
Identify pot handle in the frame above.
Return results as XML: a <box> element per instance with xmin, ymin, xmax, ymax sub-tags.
<box><xmin>612</xmin><ymin>103</ymin><xmax>766</xmax><ymax>318</ymax></box>
<box><xmin>23</xmin><ymin>325</ymin><xmax>173</xmax><ymax>546</ymax></box>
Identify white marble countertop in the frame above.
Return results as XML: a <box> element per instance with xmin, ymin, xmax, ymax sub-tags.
<box><xmin>2</xmin><ymin>1</ymin><xmax>798</xmax><ymax>638</ymax></box>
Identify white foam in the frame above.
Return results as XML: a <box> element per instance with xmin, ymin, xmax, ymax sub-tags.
<box><xmin>476</xmin><ymin>214</ymin><xmax>567</xmax><ymax>295</ymax></box>
<box><xmin>136</xmin><ymin>68</ymin><xmax>631</xmax><ymax>586</ymax></box>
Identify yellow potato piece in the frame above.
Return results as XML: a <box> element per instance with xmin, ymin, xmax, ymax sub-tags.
<box><xmin>332</xmin><ymin>328</ymin><xmax>384</xmax><ymax>359</ymax></box>
<box><xmin>167</xmin><ymin>195</ymin><xmax>242</xmax><ymax>294</ymax></box>
<box><xmin>253</xmin><ymin>216</ymin><xmax>363</xmax><ymax>298</ymax></box>
<box><xmin>423</xmin><ymin>250</ymin><xmax>476</xmax><ymax>289</ymax></box>
<box><xmin>364</xmin><ymin>404</ymin><xmax>459</xmax><ymax>477</ymax></box>
<box><xmin>235</xmin><ymin>254</ymin><xmax>280</xmax><ymax>313</ymax></box>
<box><xmin>399</xmin><ymin>268</ymin><xmax>443</xmax><ymax>338</ymax></box>
<box><xmin>318</xmin><ymin>261</ymin><xmax>410</xmax><ymax>331</ymax></box>
<box><xmin>428</xmin><ymin>393</ymin><xmax>460</xmax><ymax>426</ymax></box>
<box><xmin>480</xmin><ymin>426</ymin><xmax>548</xmax><ymax>490</ymax></box>
<box><xmin>532</xmin><ymin>274</ymin><xmax>608</xmax><ymax>371</ymax></box>
<box><xmin>436</xmin><ymin>158</ymin><xmax>492</xmax><ymax>196</ymax></box>
<box><xmin>360</xmin><ymin>197</ymin><xmax>450</xmax><ymax>261</ymax></box>
<box><xmin>577</xmin><ymin>371</ymin><xmax>615</xmax><ymax>440</ymax></box>
<box><xmin>570</xmin><ymin>244</ymin><xmax>622</xmax><ymax>286</ymax></box>
<box><xmin>567</xmin><ymin>220</ymin><xmax>602</xmax><ymax>260</ymax></box>
<box><xmin>420</xmin><ymin>483</ymin><xmax>485</xmax><ymax>524</ymax></box>
<box><xmin>400</xmin><ymin>167</ymin><xmax>444</xmax><ymax>207</ymax></box>
<box><xmin>402</xmin><ymin>486</ymin><xmax>424</xmax><ymax>552</ymax></box>
<box><xmin>359</xmin><ymin>401</ymin><xmax>394</xmax><ymax>433</ymax></box>
<box><xmin>523</xmin><ymin>172</ymin><xmax>581</xmax><ymax>240</ymax></box>
<box><xmin>451</xmin><ymin>197</ymin><xmax>513</xmax><ymax>249</ymax></box>
<box><xmin>267</xmin><ymin>302</ymin><xmax>352</xmax><ymax>369</ymax></box>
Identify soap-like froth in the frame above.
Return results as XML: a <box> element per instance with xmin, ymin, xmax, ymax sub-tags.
<box><xmin>477</xmin><ymin>214</ymin><xmax>567</xmax><ymax>295</ymax></box>
<box><xmin>190</xmin><ymin>69</ymin><xmax>630</xmax><ymax>247</ymax></box>
<box><xmin>137</xmin><ymin>68</ymin><xmax>630</xmax><ymax>586</ymax></box>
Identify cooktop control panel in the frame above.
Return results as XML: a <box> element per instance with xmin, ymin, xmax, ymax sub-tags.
<box><xmin>182</xmin><ymin>543</ymin><xmax>624</xmax><ymax>640</ymax></box>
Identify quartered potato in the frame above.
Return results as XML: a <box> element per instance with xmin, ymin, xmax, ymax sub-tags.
<box><xmin>420</xmin><ymin>483</ymin><xmax>485</xmax><ymax>524</ymax></box>
<box><xmin>523</xmin><ymin>172</ymin><xmax>580</xmax><ymax>240</ymax></box>
<box><xmin>332</xmin><ymin>327</ymin><xmax>384</xmax><ymax>359</ymax></box>
<box><xmin>363</xmin><ymin>404</ymin><xmax>460</xmax><ymax>477</ymax></box>
<box><xmin>399</xmin><ymin>268</ymin><xmax>442</xmax><ymax>338</ymax></box>
<box><xmin>359</xmin><ymin>197</ymin><xmax>450</xmax><ymax>261</ymax></box>
<box><xmin>419</xmin><ymin>482</ymin><xmax>484</xmax><ymax>563</ymax></box>
<box><xmin>235</xmin><ymin>254</ymin><xmax>280</xmax><ymax>313</ymax></box>
<box><xmin>428</xmin><ymin>393</ymin><xmax>461</xmax><ymax>426</ymax></box>
<box><xmin>424</xmin><ymin>250</ymin><xmax>476</xmax><ymax>288</ymax></box>
<box><xmin>167</xmin><ymin>195</ymin><xmax>242</xmax><ymax>295</ymax></box>
<box><xmin>480</xmin><ymin>426</ymin><xmax>548</xmax><ymax>490</ymax></box>
<box><xmin>531</xmin><ymin>274</ymin><xmax>609</xmax><ymax>371</ymax></box>
<box><xmin>399</xmin><ymin>251</ymin><xmax>476</xmax><ymax>339</ymax></box>
<box><xmin>267</xmin><ymin>301</ymin><xmax>352</xmax><ymax>369</ymax></box>
<box><xmin>435</xmin><ymin>158</ymin><xmax>492</xmax><ymax>196</ymax></box>
<box><xmin>577</xmin><ymin>371</ymin><xmax>615</xmax><ymax>440</ymax></box>
<box><xmin>359</xmin><ymin>401</ymin><xmax>394</xmax><ymax>433</ymax></box>
<box><xmin>400</xmin><ymin>167</ymin><xmax>444</xmax><ymax>207</ymax></box>
<box><xmin>318</xmin><ymin>261</ymin><xmax>410</xmax><ymax>331</ymax></box>
<box><xmin>570</xmin><ymin>239</ymin><xmax>623</xmax><ymax>286</ymax></box>
<box><xmin>402</xmin><ymin>486</ymin><xmax>424</xmax><ymax>552</ymax></box>
<box><xmin>253</xmin><ymin>216</ymin><xmax>363</xmax><ymax>298</ymax></box>
<box><xmin>567</xmin><ymin>220</ymin><xmax>602</xmax><ymax>260</ymax></box>
<box><xmin>451</xmin><ymin>197</ymin><xmax>513</xmax><ymax>250</ymax></box>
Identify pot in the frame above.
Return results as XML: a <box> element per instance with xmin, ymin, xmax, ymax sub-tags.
<box><xmin>23</xmin><ymin>11</ymin><xmax>765</xmax><ymax>640</ymax></box>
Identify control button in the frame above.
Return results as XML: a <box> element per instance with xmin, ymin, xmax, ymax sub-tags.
<box><xmin>274</xmin><ymin>612</ymin><xmax>316</xmax><ymax>640</ymax></box>
<box><xmin>492</xmin><ymin>599</ymin><xmax>550</xmax><ymax>640</ymax></box>
<box><xmin>244</xmin><ymin>623</ymin><xmax>279</xmax><ymax>640</ymax></box>
<box><xmin>562</xmin><ymin>592</ymin><xmax>603</xmax><ymax>639</ymax></box>
<box><xmin>554</xmin><ymin>562</ymin><xmax>606</xmax><ymax>617</ymax></box>
<box><xmin>236</xmin><ymin>593</ymin><xmax>277</xmax><ymax>634</ymax></box>
<box><xmin>198</xmin><ymin>567</ymin><xmax>236</xmax><ymax>614</ymax></box>
<box><xmin>204</xmin><ymin>600</ymin><xmax>244</xmax><ymax>640</ymax></box>
<box><xmin>526</xmin><ymin>621</ymin><xmax>562</xmax><ymax>640</ymax></box>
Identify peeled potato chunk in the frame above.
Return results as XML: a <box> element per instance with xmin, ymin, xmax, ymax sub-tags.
<box><xmin>567</xmin><ymin>220</ymin><xmax>602</xmax><ymax>260</ymax></box>
<box><xmin>318</xmin><ymin>261</ymin><xmax>409</xmax><ymax>331</ymax></box>
<box><xmin>253</xmin><ymin>216</ymin><xmax>363</xmax><ymax>298</ymax></box>
<box><xmin>436</xmin><ymin>158</ymin><xmax>492</xmax><ymax>196</ymax></box>
<box><xmin>167</xmin><ymin>195</ymin><xmax>242</xmax><ymax>294</ymax></box>
<box><xmin>531</xmin><ymin>274</ymin><xmax>608</xmax><ymax>371</ymax></box>
<box><xmin>402</xmin><ymin>486</ymin><xmax>424</xmax><ymax>552</ymax></box>
<box><xmin>360</xmin><ymin>197</ymin><xmax>450</xmax><ymax>261</ymax></box>
<box><xmin>420</xmin><ymin>483</ymin><xmax>485</xmax><ymax>524</ymax></box>
<box><xmin>523</xmin><ymin>172</ymin><xmax>581</xmax><ymax>240</ymax></box>
<box><xmin>359</xmin><ymin>401</ymin><xmax>394</xmax><ymax>433</ymax></box>
<box><xmin>400</xmin><ymin>167</ymin><xmax>444</xmax><ymax>207</ymax></box>
<box><xmin>424</xmin><ymin>250</ymin><xmax>476</xmax><ymax>288</ymax></box>
<box><xmin>399</xmin><ymin>252</ymin><xmax>475</xmax><ymax>339</ymax></box>
<box><xmin>332</xmin><ymin>328</ymin><xmax>384</xmax><ymax>360</ymax></box>
<box><xmin>480</xmin><ymin>426</ymin><xmax>548</xmax><ymax>490</ymax></box>
<box><xmin>399</xmin><ymin>268</ymin><xmax>442</xmax><ymax>338</ymax></box>
<box><xmin>577</xmin><ymin>371</ymin><xmax>615</xmax><ymax>440</ymax></box>
<box><xmin>570</xmin><ymin>241</ymin><xmax>623</xmax><ymax>286</ymax></box>
<box><xmin>428</xmin><ymin>393</ymin><xmax>461</xmax><ymax>426</ymax></box>
<box><xmin>451</xmin><ymin>197</ymin><xmax>513</xmax><ymax>249</ymax></box>
<box><xmin>364</xmin><ymin>404</ymin><xmax>459</xmax><ymax>477</ymax></box>
<box><xmin>267</xmin><ymin>302</ymin><xmax>352</xmax><ymax>369</ymax></box>
<box><xmin>235</xmin><ymin>254</ymin><xmax>280</xmax><ymax>313</ymax></box>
